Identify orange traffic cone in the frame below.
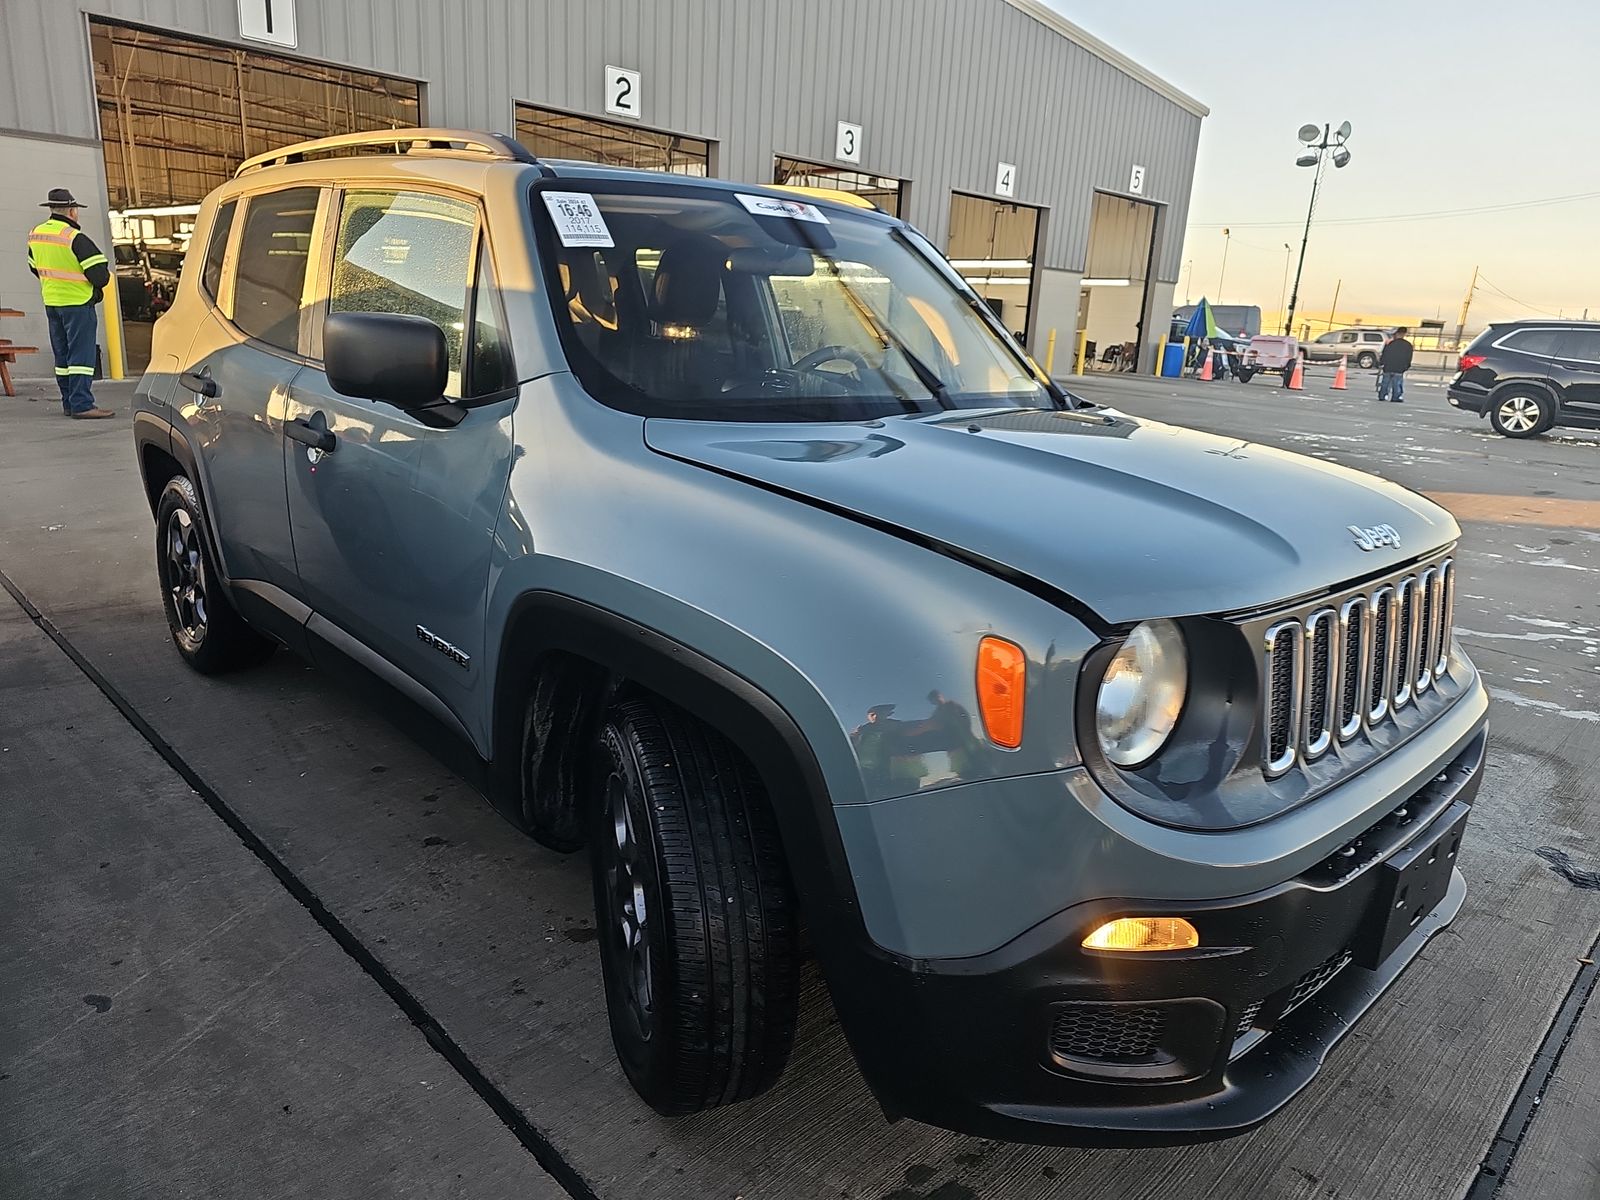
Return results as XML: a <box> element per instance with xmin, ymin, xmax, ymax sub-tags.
<box><xmin>1331</xmin><ymin>356</ymin><xmax>1348</xmax><ymax>390</ymax></box>
<box><xmin>1198</xmin><ymin>352</ymin><xmax>1212</xmax><ymax>381</ymax></box>
<box><xmin>1287</xmin><ymin>357</ymin><xmax>1305</xmax><ymax>391</ymax></box>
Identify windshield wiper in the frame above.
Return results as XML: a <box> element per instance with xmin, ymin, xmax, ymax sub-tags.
<box><xmin>887</xmin><ymin>227</ymin><xmax>1072</xmax><ymax>411</ymax></box>
<box><xmin>878</xmin><ymin>326</ymin><xmax>957</xmax><ymax>410</ymax></box>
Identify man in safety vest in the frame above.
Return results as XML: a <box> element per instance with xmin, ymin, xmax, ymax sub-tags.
<box><xmin>27</xmin><ymin>188</ymin><xmax>115</xmax><ymax>419</ymax></box>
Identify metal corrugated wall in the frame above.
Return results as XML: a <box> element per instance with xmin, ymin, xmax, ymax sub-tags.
<box><xmin>0</xmin><ymin>0</ymin><xmax>1201</xmax><ymax>280</ymax></box>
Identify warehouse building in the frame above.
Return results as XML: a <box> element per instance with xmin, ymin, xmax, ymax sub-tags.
<box><xmin>0</xmin><ymin>0</ymin><xmax>1204</xmax><ymax>379</ymax></box>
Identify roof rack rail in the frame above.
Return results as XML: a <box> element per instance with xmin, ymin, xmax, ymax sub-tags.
<box><xmin>234</xmin><ymin>127</ymin><xmax>538</xmax><ymax>177</ymax></box>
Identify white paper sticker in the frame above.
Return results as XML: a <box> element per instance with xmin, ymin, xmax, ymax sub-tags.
<box><xmin>735</xmin><ymin>193</ymin><xmax>832</xmax><ymax>224</ymax></box>
<box><xmin>542</xmin><ymin>192</ymin><xmax>614</xmax><ymax>247</ymax></box>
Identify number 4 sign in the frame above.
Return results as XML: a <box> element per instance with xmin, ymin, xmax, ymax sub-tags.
<box><xmin>605</xmin><ymin>65</ymin><xmax>642</xmax><ymax>119</ymax></box>
<box><xmin>995</xmin><ymin>162</ymin><xmax>1017</xmax><ymax>198</ymax></box>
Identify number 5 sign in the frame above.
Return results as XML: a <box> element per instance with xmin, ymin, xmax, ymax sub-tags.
<box><xmin>605</xmin><ymin>65</ymin><xmax>642</xmax><ymax>119</ymax></box>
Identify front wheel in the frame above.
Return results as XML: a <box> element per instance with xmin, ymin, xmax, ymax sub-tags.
<box><xmin>590</xmin><ymin>696</ymin><xmax>800</xmax><ymax>1115</ymax></box>
<box><xmin>155</xmin><ymin>477</ymin><xmax>275</xmax><ymax>673</ymax></box>
<box><xmin>1489</xmin><ymin>390</ymin><xmax>1554</xmax><ymax>438</ymax></box>
<box><xmin>1356</xmin><ymin>351</ymin><xmax>1378</xmax><ymax>369</ymax></box>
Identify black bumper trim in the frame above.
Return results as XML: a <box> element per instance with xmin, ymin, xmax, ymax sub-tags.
<box><xmin>836</xmin><ymin>725</ymin><xmax>1486</xmax><ymax>1146</ymax></box>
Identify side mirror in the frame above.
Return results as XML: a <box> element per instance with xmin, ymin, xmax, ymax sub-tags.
<box><xmin>324</xmin><ymin>312</ymin><xmax>448</xmax><ymax>409</ymax></box>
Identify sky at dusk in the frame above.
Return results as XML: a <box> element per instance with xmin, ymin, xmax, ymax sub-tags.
<box><xmin>1049</xmin><ymin>2</ymin><xmax>1600</xmax><ymax>330</ymax></box>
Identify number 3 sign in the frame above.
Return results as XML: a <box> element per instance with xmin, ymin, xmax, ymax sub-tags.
<box><xmin>605</xmin><ymin>65</ymin><xmax>642</xmax><ymax>119</ymax></box>
<box><xmin>836</xmin><ymin>121</ymin><xmax>862</xmax><ymax>164</ymax></box>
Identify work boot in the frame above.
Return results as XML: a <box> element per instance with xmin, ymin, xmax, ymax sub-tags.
<box><xmin>70</xmin><ymin>407</ymin><xmax>117</xmax><ymax>420</ymax></box>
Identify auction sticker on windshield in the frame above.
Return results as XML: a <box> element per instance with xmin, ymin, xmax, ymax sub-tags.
<box><xmin>542</xmin><ymin>192</ymin><xmax>614</xmax><ymax>247</ymax></box>
<box><xmin>735</xmin><ymin>193</ymin><xmax>831</xmax><ymax>224</ymax></box>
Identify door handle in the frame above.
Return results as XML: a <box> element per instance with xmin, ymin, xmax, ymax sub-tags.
<box><xmin>286</xmin><ymin>415</ymin><xmax>336</xmax><ymax>453</ymax></box>
<box><xmin>178</xmin><ymin>369</ymin><xmax>218</xmax><ymax>398</ymax></box>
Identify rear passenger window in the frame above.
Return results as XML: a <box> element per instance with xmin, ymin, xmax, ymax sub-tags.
<box><xmin>1503</xmin><ymin>329</ymin><xmax>1561</xmax><ymax>357</ymax></box>
<box><xmin>200</xmin><ymin>199</ymin><xmax>236</xmax><ymax>301</ymax></box>
<box><xmin>329</xmin><ymin>190</ymin><xmax>478</xmax><ymax>397</ymax></box>
<box><xmin>233</xmin><ymin>187</ymin><xmax>319</xmax><ymax>351</ymax></box>
<box><xmin>1554</xmin><ymin>330</ymin><xmax>1600</xmax><ymax>362</ymax></box>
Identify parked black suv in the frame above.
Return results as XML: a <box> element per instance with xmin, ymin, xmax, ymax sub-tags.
<box><xmin>1449</xmin><ymin>320</ymin><xmax>1600</xmax><ymax>437</ymax></box>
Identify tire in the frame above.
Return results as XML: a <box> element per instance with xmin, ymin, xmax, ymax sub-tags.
<box><xmin>1489</xmin><ymin>389</ymin><xmax>1554</xmax><ymax>438</ymax></box>
<box><xmin>590</xmin><ymin>695</ymin><xmax>800</xmax><ymax>1115</ymax></box>
<box><xmin>1356</xmin><ymin>351</ymin><xmax>1377</xmax><ymax>369</ymax></box>
<box><xmin>519</xmin><ymin>666</ymin><xmax>601</xmax><ymax>852</ymax></box>
<box><xmin>154</xmin><ymin>476</ymin><xmax>275</xmax><ymax>673</ymax></box>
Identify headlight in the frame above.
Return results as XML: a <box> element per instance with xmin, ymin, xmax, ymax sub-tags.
<box><xmin>1096</xmin><ymin>620</ymin><xmax>1188</xmax><ymax>766</ymax></box>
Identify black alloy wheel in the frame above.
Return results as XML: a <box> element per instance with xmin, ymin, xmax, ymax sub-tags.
<box><xmin>154</xmin><ymin>476</ymin><xmax>274</xmax><ymax>673</ymax></box>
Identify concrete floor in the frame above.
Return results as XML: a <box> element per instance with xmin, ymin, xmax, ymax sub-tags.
<box><xmin>1</xmin><ymin>370</ymin><xmax>1596</xmax><ymax>1199</ymax></box>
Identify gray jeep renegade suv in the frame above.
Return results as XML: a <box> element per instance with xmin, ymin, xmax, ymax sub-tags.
<box><xmin>131</xmin><ymin>129</ymin><xmax>1488</xmax><ymax>1145</ymax></box>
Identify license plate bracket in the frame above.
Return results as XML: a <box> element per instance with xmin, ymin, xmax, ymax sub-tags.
<box><xmin>1353</xmin><ymin>801</ymin><xmax>1470</xmax><ymax>969</ymax></box>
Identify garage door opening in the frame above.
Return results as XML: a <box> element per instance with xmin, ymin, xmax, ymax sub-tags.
<box><xmin>1079</xmin><ymin>192</ymin><xmax>1158</xmax><ymax>372</ymax></box>
<box><xmin>514</xmin><ymin>104</ymin><xmax>709</xmax><ymax>175</ymax></box>
<box><xmin>90</xmin><ymin>18</ymin><xmax>420</xmax><ymax>371</ymax></box>
<box><xmin>772</xmin><ymin>157</ymin><xmax>902</xmax><ymax>217</ymax></box>
<box><xmin>946</xmin><ymin>194</ymin><xmax>1039</xmax><ymax>344</ymax></box>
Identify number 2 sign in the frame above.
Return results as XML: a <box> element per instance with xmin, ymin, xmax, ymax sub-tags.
<box><xmin>605</xmin><ymin>65</ymin><xmax>642</xmax><ymax>119</ymax></box>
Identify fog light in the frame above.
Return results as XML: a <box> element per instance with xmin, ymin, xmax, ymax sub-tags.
<box><xmin>1082</xmin><ymin>916</ymin><xmax>1199</xmax><ymax>952</ymax></box>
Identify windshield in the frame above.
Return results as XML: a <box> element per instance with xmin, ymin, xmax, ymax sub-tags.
<box><xmin>534</xmin><ymin>183</ymin><xmax>1052</xmax><ymax>421</ymax></box>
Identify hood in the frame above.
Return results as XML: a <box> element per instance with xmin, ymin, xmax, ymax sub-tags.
<box><xmin>644</xmin><ymin>408</ymin><xmax>1460</xmax><ymax>625</ymax></box>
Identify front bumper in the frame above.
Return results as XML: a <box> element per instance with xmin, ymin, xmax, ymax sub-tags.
<box><xmin>836</xmin><ymin>725</ymin><xmax>1485</xmax><ymax>1145</ymax></box>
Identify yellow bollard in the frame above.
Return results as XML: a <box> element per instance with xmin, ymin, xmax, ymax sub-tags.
<box><xmin>1075</xmin><ymin>330</ymin><xmax>1089</xmax><ymax>375</ymax></box>
<box><xmin>1045</xmin><ymin>327</ymin><xmax>1058</xmax><ymax>376</ymax></box>
<box><xmin>101</xmin><ymin>267</ymin><xmax>126</xmax><ymax>380</ymax></box>
<box><xmin>1155</xmin><ymin>337</ymin><xmax>1167</xmax><ymax>376</ymax></box>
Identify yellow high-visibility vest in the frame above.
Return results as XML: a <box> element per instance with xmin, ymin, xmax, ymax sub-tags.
<box><xmin>28</xmin><ymin>218</ymin><xmax>105</xmax><ymax>306</ymax></box>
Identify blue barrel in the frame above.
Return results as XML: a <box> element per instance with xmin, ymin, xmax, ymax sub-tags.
<box><xmin>1161</xmin><ymin>341</ymin><xmax>1185</xmax><ymax>378</ymax></box>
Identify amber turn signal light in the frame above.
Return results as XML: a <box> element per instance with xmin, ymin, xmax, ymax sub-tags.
<box><xmin>1082</xmin><ymin>916</ymin><xmax>1200</xmax><ymax>952</ymax></box>
<box><xmin>976</xmin><ymin>636</ymin><xmax>1026</xmax><ymax>749</ymax></box>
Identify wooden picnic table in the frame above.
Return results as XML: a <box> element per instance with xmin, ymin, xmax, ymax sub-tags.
<box><xmin>1</xmin><ymin>307</ymin><xmax>39</xmax><ymax>397</ymax></box>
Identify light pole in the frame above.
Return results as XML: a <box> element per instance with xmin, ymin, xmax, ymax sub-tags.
<box><xmin>1283</xmin><ymin>121</ymin><xmax>1351</xmax><ymax>337</ymax></box>
<box><xmin>1217</xmin><ymin>228</ymin><xmax>1231</xmax><ymax>304</ymax></box>
<box><xmin>1278</xmin><ymin>243</ymin><xmax>1292</xmax><ymax>329</ymax></box>
<box><xmin>1182</xmin><ymin>259</ymin><xmax>1193</xmax><ymax>305</ymax></box>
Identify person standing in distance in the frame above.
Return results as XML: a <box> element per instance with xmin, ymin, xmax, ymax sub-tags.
<box><xmin>27</xmin><ymin>188</ymin><xmax>116</xmax><ymax>419</ymax></box>
<box><xmin>1376</xmin><ymin>326</ymin><xmax>1414</xmax><ymax>403</ymax></box>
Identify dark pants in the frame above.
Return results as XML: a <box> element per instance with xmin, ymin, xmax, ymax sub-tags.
<box><xmin>46</xmin><ymin>304</ymin><xmax>97</xmax><ymax>414</ymax></box>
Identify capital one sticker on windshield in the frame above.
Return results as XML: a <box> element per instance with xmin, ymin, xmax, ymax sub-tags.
<box><xmin>735</xmin><ymin>194</ymin><xmax>831</xmax><ymax>224</ymax></box>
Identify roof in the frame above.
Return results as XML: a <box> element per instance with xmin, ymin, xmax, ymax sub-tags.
<box><xmin>1000</xmin><ymin>0</ymin><xmax>1208</xmax><ymax>118</ymax></box>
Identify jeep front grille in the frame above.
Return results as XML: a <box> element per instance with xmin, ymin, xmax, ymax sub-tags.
<box><xmin>1262</xmin><ymin>559</ymin><xmax>1454</xmax><ymax>777</ymax></box>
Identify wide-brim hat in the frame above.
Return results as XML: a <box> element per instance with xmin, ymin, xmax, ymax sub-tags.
<box><xmin>41</xmin><ymin>188</ymin><xmax>83</xmax><ymax>208</ymax></box>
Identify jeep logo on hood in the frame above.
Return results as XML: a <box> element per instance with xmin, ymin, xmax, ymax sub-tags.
<box><xmin>1349</xmin><ymin>522</ymin><xmax>1401</xmax><ymax>552</ymax></box>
